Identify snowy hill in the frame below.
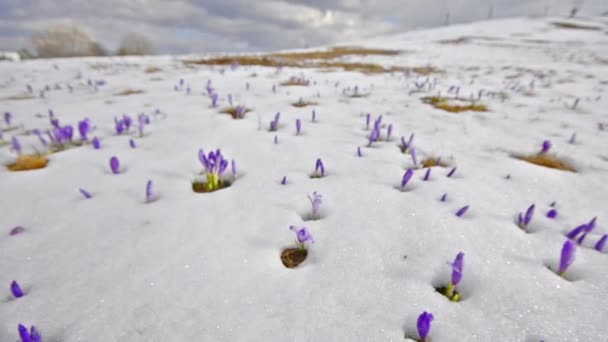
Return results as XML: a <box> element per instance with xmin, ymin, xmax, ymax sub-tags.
<box><xmin>1</xmin><ymin>16</ymin><xmax>607</xmax><ymax>342</ymax></box>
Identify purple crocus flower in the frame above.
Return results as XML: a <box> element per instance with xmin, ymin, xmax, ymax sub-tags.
<box><xmin>373</xmin><ymin>115</ymin><xmax>382</xmax><ymax>132</ymax></box>
<box><xmin>129</xmin><ymin>139</ymin><xmax>136</xmax><ymax>148</ymax></box>
<box><xmin>211</xmin><ymin>94</ymin><xmax>218</xmax><ymax>107</ymax></box>
<box><xmin>296</xmin><ymin>119</ymin><xmax>301</xmax><ymax>135</ymax></box>
<box><xmin>558</xmin><ymin>240</ymin><xmax>576</xmax><ymax>276</ymax></box>
<box><xmin>411</xmin><ymin>147</ymin><xmax>418</xmax><ymax>167</ymax></box>
<box><xmin>270</xmin><ymin>112</ymin><xmax>280</xmax><ymax>131</ymax></box>
<box><xmin>541</xmin><ymin>140</ymin><xmax>551</xmax><ymax>154</ymax></box>
<box><xmin>357</xmin><ymin>146</ymin><xmax>362</xmax><ymax>157</ymax></box>
<box><xmin>145</xmin><ymin>180</ymin><xmax>153</xmax><ymax>203</ymax></box>
<box><xmin>92</xmin><ymin>137</ymin><xmax>100</xmax><ymax>149</ymax></box>
<box><xmin>289</xmin><ymin>225</ymin><xmax>314</xmax><ymax>247</ymax></box>
<box><xmin>79</xmin><ymin>188</ymin><xmax>92</xmax><ymax>199</ymax></box>
<box><xmin>123</xmin><ymin>115</ymin><xmax>132</xmax><ymax>131</ymax></box>
<box><xmin>110</xmin><ymin>156</ymin><xmax>120</xmax><ymax>174</ymax></box>
<box><xmin>307</xmin><ymin>192</ymin><xmax>323</xmax><ymax>219</ymax></box>
<box><xmin>365</xmin><ymin>113</ymin><xmax>371</xmax><ymax>130</ymax></box>
<box><xmin>4</xmin><ymin>112</ymin><xmax>12</xmax><ymax>126</ymax></box>
<box><xmin>440</xmin><ymin>193</ymin><xmax>447</xmax><ymax>202</ymax></box>
<box><xmin>30</xmin><ymin>326</ymin><xmax>41</xmax><ymax>342</ymax></box>
<box><xmin>11</xmin><ymin>136</ymin><xmax>21</xmax><ymax>155</ymax></box>
<box><xmin>547</xmin><ymin>209</ymin><xmax>558</xmax><ymax>219</ymax></box>
<box><xmin>62</xmin><ymin>125</ymin><xmax>73</xmax><ymax>142</ymax></box>
<box><xmin>115</xmin><ymin>120</ymin><xmax>125</xmax><ymax>135</ymax></box>
<box><xmin>401</xmin><ymin>169</ymin><xmax>414</xmax><ymax>188</ymax></box>
<box><xmin>78</xmin><ymin>120</ymin><xmax>89</xmax><ymax>141</ymax></box>
<box><xmin>455</xmin><ymin>205</ymin><xmax>469</xmax><ymax>217</ymax></box>
<box><xmin>11</xmin><ymin>280</ymin><xmax>24</xmax><ymax>298</ymax></box>
<box><xmin>281</xmin><ymin>176</ymin><xmax>287</xmax><ymax>185</ymax></box>
<box><xmin>368</xmin><ymin>127</ymin><xmax>380</xmax><ymax>146</ymax></box>
<box><xmin>312</xmin><ymin>110</ymin><xmax>316</xmax><ymax>122</ymax></box>
<box><xmin>450</xmin><ymin>252</ymin><xmax>465</xmax><ymax>286</ymax></box>
<box><xmin>423</xmin><ymin>168</ymin><xmax>431</xmax><ymax>181</ymax></box>
<box><xmin>595</xmin><ymin>234</ymin><xmax>607</xmax><ymax>252</ymax></box>
<box><xmin>18</xmin><ymin>324</ymin><xmax>30</xmax><ymax>342</ymax></box>
<box><xmin>447</xmin><ymin>167</ymin><xmax>457</xmax><ymax>178</ymax></box>
<box><xmin>386</xmin><ymin>124</ymin><xmax>393</xmax><ymax>141</ymax></box>
<box><xmin>313</xmin><ymin>158</ymin><xmax>326</xmax><ymax>177</ymax></box>
<box><xmin>10</xmin><ymin>226</ymin><xmax>25</xmax><ymax>236</ymax></box>
<box><xmin>417</xmin><ymin>311</ymin><xmax>434</xmax><ymax>342</ymax></box>
<box><xmin>518</xmin><ymin>204</ymin><xmax>535</xmax><ymax>230</ymax></box>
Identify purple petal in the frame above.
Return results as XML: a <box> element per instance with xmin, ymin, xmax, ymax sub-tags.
<box><xmin>447</xmin><ymin>167</ymin><xmax>457</xmax><ymax>178</ymax></box>
<box><xmin>541</xmin><ymin>140</ymin><xmax>551</xmax><ymax>153</ymax></box>
<box><xmin>524</xmin><ymin>204</ymin><xmax>535</xmax><ymax>226</ymax></box>
<box><xmin>547</xmin><ymin>209</ymin><xmax>557</xmax><ymax>219</ymax></box>
<box><xmin>281</xmin><ymin>176</ymin><xmax>287</xmax><ymax>185</ymax></box>
<box><xmin>146</xmin><ymin>180</ymin><xmax>153</xmax><ymax>202</ymax></box>
<box><xmin>411</xmin><ymin>147</ymin><xmax>417</xmax><ymax>166</ymax></box>
<box><xmin>423</xmin><ymin>168</ymin><xmax>431</xmax><ymax>181</ymax></box>
<box><xmin>451</xmin><ymin>252</ymin><xmax>465</xmax><ymax>285</ymax></box>
<box><xmin>18</xmin><ymin>324</ymin><xmax>30</xmax><ymax>342</ymax></box>
<box><xmin>440</xmin><ymin>193</ymin><xmax>447</xmax><ymax>202</ymax></box>
<box><xmin>10</xmin><ymin>226</ymin><xmax>25</xmax><ymax>236</ymax></box>
<box><xmin>567</xmin><ymin>224</ymin><xmax>588</xmax><ymax>240</ymax></box>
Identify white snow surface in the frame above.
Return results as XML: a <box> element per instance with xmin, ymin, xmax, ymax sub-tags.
<box><xmin>1</xmin><ymin>16</ymin><xmax>608</xmax><ymax>342</ymax></box>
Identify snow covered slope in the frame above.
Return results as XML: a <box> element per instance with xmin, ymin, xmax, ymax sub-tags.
<box><xmin>1</xmin><ymin>16</ymin><xmax>607</xmax><ymax>342</ymax></box>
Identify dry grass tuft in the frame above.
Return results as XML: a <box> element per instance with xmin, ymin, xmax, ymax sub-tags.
<box><xmin>292</xmin><ymin>99</ymin><xmax>318</xmax><ymax>108</ymax></box>
<box><xmin>552</xmin><ymin>22</ymin><xmax>602</xmax><ymax>31</ymax></box>
<box><xmin>183</xmin><ymin>46</ymin><xmax>441</xmax><ymax>76</ymax></box>
<box><xmin>421</xmin><ymin>157</ymin><xmax>449</xmax><ymax>168</ymax></box>
<box><xmin>219</xmin><ymin>106</ymin><xmax>252</xmax><ymax>119</ymax></box>
<box><xmin>89</xmin><ymin>63</ymin><xmax>111</xmax><ymax>70</ymax></box>
<box><xmin>7</xmin><ymin>155</ymin><xmax>49</xmax><ymax>171</ymax></box>
<box><xmin>280</xmin><ymin>79</ymin><xmax>310</xmax><ymax>86</ymax></box>
<box><xmin>422</xmin><ymin>96</ymin><xmax>488</xmax><ymax>113</ymax></box>
<box><xmin>144</xmin><ymin>66</ymin><xmax>162</xmax><ymax>73</ymax></box>
<box><xmin>513</xmin><ymin>153</ymin><xmax>576</xmax><ymax>172</ymax></box>
<box><xmin>115</xmin><ymin>89</ymin><xmax>144</xmax><ymax>96</ymax></box>
<box><xmin>4</xmin><ymin>95</ymin><xmax>35</xmax><ymax>101</ymax></box>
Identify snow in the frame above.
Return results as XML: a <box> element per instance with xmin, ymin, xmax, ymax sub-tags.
<box><xmin>1</xmin><ymin>16</ymin><xmax>608</xmax><ymax>342</ymax></box>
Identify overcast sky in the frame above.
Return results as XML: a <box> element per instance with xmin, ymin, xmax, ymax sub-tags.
<box><xmin>0</xmin><ymin>0</ymin><xmax>605</xmax><ymax>54</ymax></box>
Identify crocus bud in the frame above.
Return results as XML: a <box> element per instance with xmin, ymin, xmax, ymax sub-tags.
<box><xmin>11</xmin><ymin>280</ymin><xmax>24</xmax><ymax>298</ymax></box>
<box><xmin>129</xmin><ymin>139</ymin><xmax>136</xmax><ymax>148</ymax></box>
<box><xmin>417</xmin><ymin>311</ymin><xmax>434</xmax><ymax>342</ymax></box>
<box><xmin>423</xmin><ymin>168</ymin><xmax>431</xmax><ymax>181</ymax></box>
<box><xmin>79</xmin><ymin>188</ymin><xmax>92</xmax><ymax>199</ymax></box>
<box><xmin>547</xmin><ymin>209</ymin><xmax>557</xmax><ymax>219</ymax></box>
<box><xmin>281</xmin><ymin>176</ymin><xmax>287</xmax><ymax>185</ymax></box>
<box><xmin>315</xmin><ymin>159</ymin><xmax>325</xmax><ymax>177</ymax></box>
<box><xmin>447</xmin><ymin>167</ymin><xmax>457</xmax><ymax>178</ymax></box>
<box><xmin>541</xmin><ymin>140</ymin><xmax>551</xmax><ymax>154</ymax></box>
<box><xmin>366</xmin><ymin>113</ymin><xmax>371</xmax><ymax>130</ymax></box>
<box><xmin>455</xmin><ymin>205</ymin><xmax>469</xmax><ymax>217</ymax></box>
<box><xmin>110</xmin><ymin>156</ymin><xmax>120</xmax><ymax>174</ymax></box>
<box><xmin>30</xmin><ymin>326</ymin><xmax>41</xmax><ymax>342</ymax></box>
<box><xmin>558</xmin><ymin>240</ymin><xmax>576</xmax><ymax>276</ymax></box>
<box><xmin>11</xmin><ymin>136</ymin><xmax>21</xmax><ymax>155</ymax></box>
<box><xmin>92</xmin><ymin>137</ymin><xmax>101</xmax><ymax>149</ymax></box>
<box><xmin>401</xmin><ymin>169</ymin><xmax>414</xmax><ymax>188</ymax></box>
<box><xmin>595</xmin><ymin>235</ymin><xmax>607</xmax><ymax>252</ymax></box>
<box><xmin>450</xmin><ymin>252</ymin><xmax>465</xmax><ymax>286</ymax></box>
<box><xmin>296</xmin><ymin>119</ymin><xmax>301</xmax><ymax>135</ymax></box>
<box><xmin>145</xmin><ymin>180</ymin><xmax>153</xmax><ymax>203</ymax></box>
<box><xmin>312</xmin><ymin>110</ymin><xmax>316</xmax><ymax>122</ymax></box>
<box><xmin>18</xmin><ymin>324</ymin><xmax>30</xmax><ymax>342</ymax></box>
<box><xmin>440</xmin><ymin>193</ymin><xmax>447</xmax><ymax>202</ymax></box>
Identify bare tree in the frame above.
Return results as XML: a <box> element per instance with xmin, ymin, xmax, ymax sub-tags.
<box><xmin>31</xmin><ymin>24</ymin><xmax>101</xmax><ymax>58</ymax></box>
<box><xmin>117</xmin><ymin>33</ymin><xmax>156</xmax><ymax>56</ymax></box>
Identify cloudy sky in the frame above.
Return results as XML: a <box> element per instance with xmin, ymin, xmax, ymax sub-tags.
<box><xmin>0</xmin><ymin>0</ymin><xmax>605</xmax><ymax>54</ymax></box>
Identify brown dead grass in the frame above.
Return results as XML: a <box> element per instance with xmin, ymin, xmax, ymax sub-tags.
<box><xmin>280</xmin><ymin>79</ymin><xmax>310</xmax><ymax>86</ymax></box>
<box><xmin>4</xmin><ymin>95</ymin><xmax>34</xmax><ymax>101</ymax></box>
<box><xmin>183</xmin><ymin>46</ymin><xmax>441</xmax><ymax>75</ymax></box>
<box><xmin>144</xmin><ymin>66</ymin><xmax>162</xmax><ymax>73</ymax></box>
<box><xmin>513</xmin><ymin>153</ymin><xmax>576</xmax><ymax>172</ymax></box>
<box><xmin>219</xmin><ymin>106</ymin><xmax>252</xmax><ymax>119</ymax></box>
<box><xmin>552</xmin><ymin>22</ymin><xmax>602</xmax><ymax>31</ymax></box>
<box><xmin>115</xmin><ymin>89</ymin><xmax>144</xmax><ymax>96</ymax></box>
<box><xmin>422</xmin><ymin>97</ymin><xmax>488</xmax><ymax>113</ymax></box>
<box><xmin>421</xmin><ymin>157</ymin><xmax>449</xmax><ymax>168</ymax></box>
<box><xmin>7</xmin><ymin>155</ymin><xmax>49</xmax><ymax>171</ymax></box>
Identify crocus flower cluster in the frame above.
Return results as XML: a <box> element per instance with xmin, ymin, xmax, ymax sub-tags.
<box><xmin>417</xmin><ymin>311</ymin><xmax>434</xmax><ymax>342</ymax></box>
<box><xmin>566</xmin><ymin>217</ymin><xmax>597</xmax><ymax>245</ymax></box>
<box><xmin>445</xmin><ymin>252</ymin><xmax>464</xmax><ymax>301</ymax></box>
<box><xmin>517</xmin><ymin>204</ymin><xmax>535</xmax><ymax>231</ymax></box>
<box><xmin>198</xmin><ymin>148</ymin><xmax>229</xmax><ymax>191</ymax></box>
<box><xmin>307</xmin><ymin>192</ymin><xmax>323</xmax><ymax>219</ymax></box>
<box><xmin>289</xmin><ymin>225</ymin><xmax>314</xmax><ymax>250</ymax></box>
<box><xmin>18</xmin><ymin>324</ymin><xmax>42</xmax><ymax>342</ymax></box>
<box><xmin>558</xmin><ymin>240</ymin><xmax>576</xmax><ymax>277</ymax></box>
<box><xmin>47</xmin><ymin>124</ymin><xmax>78</xmax><ymax>151</ymax></box>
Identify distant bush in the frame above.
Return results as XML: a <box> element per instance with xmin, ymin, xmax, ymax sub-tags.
<box><xmin>31</xmin><ymin>24</ymin><xmax>106</xmax><ymax>58</ymax></box>
<box><xmin>117</xmin><ymin>33</ymin><xmax>155</xmax><ymax>56</ymax></box>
